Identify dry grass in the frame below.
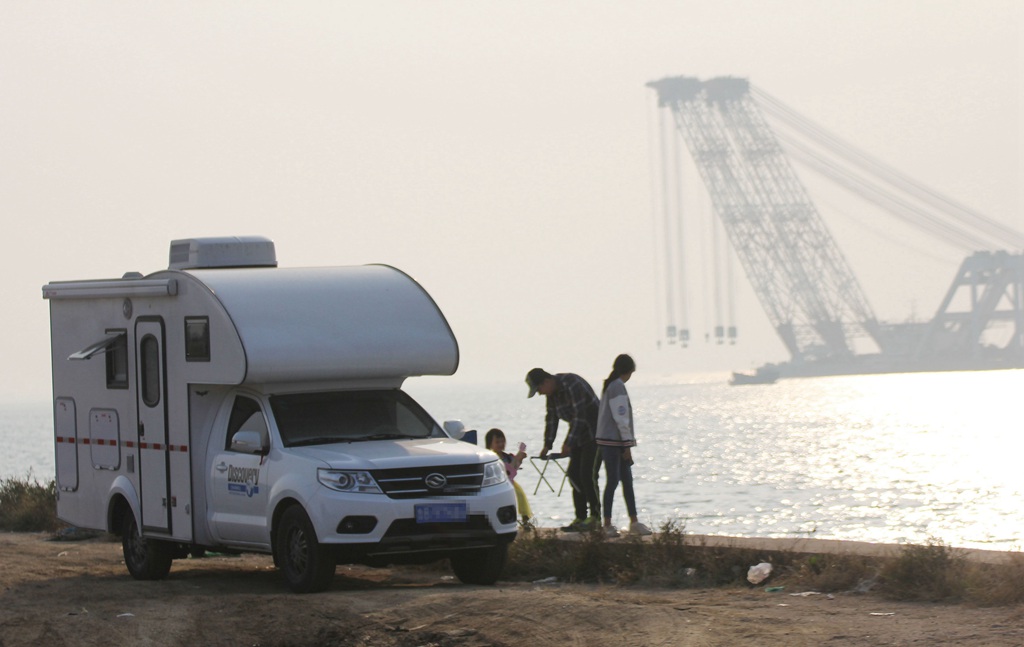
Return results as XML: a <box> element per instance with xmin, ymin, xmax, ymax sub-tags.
<box><xmin>507</xmin><ymin>523</ymin><xmax>1024</xmax><ymax>606</ymax></box>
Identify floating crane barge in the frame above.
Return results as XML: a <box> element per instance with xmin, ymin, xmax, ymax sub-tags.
<box><xmin>647</xmin><ymin>76</ymin><xmax>1024</xmax><ymax>379</ymax></box>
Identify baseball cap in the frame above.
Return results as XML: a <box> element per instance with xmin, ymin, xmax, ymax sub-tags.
<box><xmin>525</xmin><ymin>368</ymin><xmax>552</xmax><ymax>398</ymax></box>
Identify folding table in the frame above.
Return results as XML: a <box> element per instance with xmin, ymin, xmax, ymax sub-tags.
<box><xmin>528</xmin><ymin>454</ymin><xmax>570</xmax><ymax>496</ymax></box>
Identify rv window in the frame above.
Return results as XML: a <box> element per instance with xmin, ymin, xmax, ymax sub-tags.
<box><xmin>67</xmin><ymin>331</ymin><xmax>128</xmax><ymax>389</ymax></box>
<box><xmin>68</xmin><ymin>331</ymin><xmax>124</xmax><ymax>361</ymax></box>
<box><xmin>269</xmin><ymin>390</ymin><xmax>443</xmax><ymax>447</ymax></box>
<box><xmin>140</xmin><ymin>335</ymin><xmax>161</xmax><ymax>407</ymax></box>
<box><xmin>184</xmin><ymin>317</ymin><xmax>210</xmax><ymax>362</ymax></box>
<box><xmin>105</xmin><ymin>331</ymin><xmax>128</xmax><ymax>389</ymax></box>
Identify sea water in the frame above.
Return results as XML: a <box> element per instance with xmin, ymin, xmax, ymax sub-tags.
<box><xmin>4</xmin><ymin>370</ymin><xmax>1021</xmax><ymax>550</ymax></box>
<box><xmin>413</xmin><ymin>370</ymin><xmax>1024</xmax><ymax>551</ymax></box>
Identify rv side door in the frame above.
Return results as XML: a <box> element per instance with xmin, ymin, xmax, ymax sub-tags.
<box><xmin>136</xmin><ymin>318</ymin><xmax>171</xmax><ymax>533</ymax></box>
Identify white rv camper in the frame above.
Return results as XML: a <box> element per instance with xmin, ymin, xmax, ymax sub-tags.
<box><xmin>43</xmin><ymin>236</ymin><xmax>518</xmax><ymax>592</ymax></box>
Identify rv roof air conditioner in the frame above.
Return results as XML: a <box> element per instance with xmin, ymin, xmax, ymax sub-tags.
<box><xmin>168</xmin><ymin>236</ymin><xmax>277</xmax><ymax>270</ymax></box>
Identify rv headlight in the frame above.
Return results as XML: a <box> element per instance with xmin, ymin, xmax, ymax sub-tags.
<box><xmin>317</xmin><ymin>469</ymin><xmax>382</xmax><ymax>494</ymax></box>
<box><xmin>481</xmin><ymin>460</ymin><xmax>508</xmax><ymax>488</ymax></box>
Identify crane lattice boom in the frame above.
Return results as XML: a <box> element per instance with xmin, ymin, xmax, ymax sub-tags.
<box><xmin>648</xmin><ymin>76</ymin><xmax>884</xmax><ymax>362</ymax></box>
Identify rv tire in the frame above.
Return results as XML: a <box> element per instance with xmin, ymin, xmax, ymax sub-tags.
<box><xmin>450</xmin><ymin>542</ymin><xmax>508</xmax><ymax>585</ymax></box>
<box><xmin>121</xmin><ymin>514</ymin><xmax>173</xmax><ymax>580</ymax></box>
<box><xmin>275</xmin><ymin>505</ymin><xmax>336</xmax><ymax>593</ymax></box>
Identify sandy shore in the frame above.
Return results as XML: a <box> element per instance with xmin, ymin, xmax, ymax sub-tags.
<box><xmin>1</xmin><ymin>531</ymin><xmax>1021</xmax><ymax>646</ymax></box>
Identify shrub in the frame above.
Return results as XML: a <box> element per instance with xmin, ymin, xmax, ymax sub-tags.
<box><xmin>507</xmin><ymin>526</ymin><xmax>614</xmax><ymax>583</ymax></box>
<box><xmin>880</xmin><ymin>538</ymin><xmax>966</xmax><ymax>602</ymax></box>
<box><xmin>965</xmin><ymin>552</ymin><xmax>1024</xmax><ymax>606</ymax></box>
<box><xmin>613</xmin><ymin>519</ymin><xmax>691</xmax><ymax>586</ymax></box>
<box><xmin>781</xmin><ymin>552</ymin><xmax>879</xmax><ymax>593</ymax></box>
<box><xmin>0</xmin><ymin>474</ymin><xmax>60</xmax><ymax>532</ymax></box>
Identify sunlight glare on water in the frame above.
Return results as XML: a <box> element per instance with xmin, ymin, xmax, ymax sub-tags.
<box><xmin>630</xmin><ymin>371</ymin><xmax>1023</xmax><ymax>549</ymax></box>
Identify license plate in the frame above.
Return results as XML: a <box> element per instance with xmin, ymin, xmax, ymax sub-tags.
<box><xmin>415</xmin><ymin>502</ymin><xmax>467</xmax><ymax>523</ymax></box>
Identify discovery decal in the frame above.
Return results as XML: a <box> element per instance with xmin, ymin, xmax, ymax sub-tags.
<box><xmin>226</xmin><ymin>464</ymin><xmax>261</xmax><ymax>497</ymax></box>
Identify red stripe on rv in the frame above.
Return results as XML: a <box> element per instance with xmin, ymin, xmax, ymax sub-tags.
<box><xmin>81</xmin><ymin>439</ymin><xmax>187</xmax><ymax>452</ymax></box>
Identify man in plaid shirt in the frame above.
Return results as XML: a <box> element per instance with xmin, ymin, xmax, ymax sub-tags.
<box><xmin>526</xmin><ymin>368</ymin><xmax>601</xmax><ymax>531</ymax></box>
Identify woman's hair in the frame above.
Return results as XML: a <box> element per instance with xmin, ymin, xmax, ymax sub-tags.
<box><xmin>602</xmin><ymin>353</ymin><xmax>636</xmax><ymax>393</ymax></box>
<box><xmin>484</xmin><ymin>428</ymin><xmax>505</xmax><ymax>449</ymax></box>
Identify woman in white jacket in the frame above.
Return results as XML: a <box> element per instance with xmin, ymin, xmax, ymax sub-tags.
<box><xmin>595</xmin><ymin>354</ymin><xmax>652</xmax><ymax>537</ymax></box>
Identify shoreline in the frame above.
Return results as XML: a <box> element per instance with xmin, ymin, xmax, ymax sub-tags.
<box><xmin>546</xmin><ymin>528</ymin><xmax>1020</xmax><ymax>564</ymax></box>
<box><xmin>682</xmin><ymin>533</ymin><xmax>1018</xmax><ymax>564</ymax></box>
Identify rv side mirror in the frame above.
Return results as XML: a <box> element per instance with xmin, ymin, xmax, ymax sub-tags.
<box><xmin>230</xmin><ymin>430</ymin><xmax>268</xmax><ymax>455</ymax></box>
<box><xmin>443</xmin><ymin>420</ymin><xmax>465</xmax><ymax>440</ymax></box>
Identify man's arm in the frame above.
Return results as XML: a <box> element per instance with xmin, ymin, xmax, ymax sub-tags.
<box><xmin>541</xmin><ymin>402</ymin><xmax>559</xmax><ymax>457</ymax></box>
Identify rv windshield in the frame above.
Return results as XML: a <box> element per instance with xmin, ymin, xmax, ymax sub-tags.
<box><xmin>269</xmin><ymin>390</ymin><xmax>444</xmax><ymax>447</ymax></box>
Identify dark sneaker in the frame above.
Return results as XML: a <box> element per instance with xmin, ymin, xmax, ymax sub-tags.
<box><xmin>560</xmin><ymin>519</ymin><xmax>586</xmax><ymax>532</ymax></box>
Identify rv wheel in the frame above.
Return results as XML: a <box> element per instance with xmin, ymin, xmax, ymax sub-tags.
<box><xmin>275</xmin><ymin>505</ymin><xmax>336</xmax><ymax>593</ymax></box>
<box><xmin>121</xmin><ymin>513</ymin><xmax>173</xmax><ymax>580</ymax></box>
<box><xmin>450</xmin><ymin>542</ymin><xmax>508</xmax><ymax>585</ymax></box>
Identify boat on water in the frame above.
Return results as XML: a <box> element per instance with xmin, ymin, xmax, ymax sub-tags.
<box><xmin>729</xmin><ymin>366</ymin><xmax>780</xmax><ymax>385</ymax></box>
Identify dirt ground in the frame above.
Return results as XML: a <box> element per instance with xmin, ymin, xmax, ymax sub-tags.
<box><xmin>1</xmin><ymin>532</ymin><xmax>1022</xmax><ymax>647</ymax></box>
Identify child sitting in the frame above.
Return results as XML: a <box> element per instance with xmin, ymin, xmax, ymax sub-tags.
<box><xmin>484</xmin><ymin>428</ymin><xmax>533</xmax><ymax>528</ymax></box>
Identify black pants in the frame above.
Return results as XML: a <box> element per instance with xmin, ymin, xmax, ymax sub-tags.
<box><xmin>601</xmin><ymin>444</ymin><xmax>637</xmax><ymax>519</ymax></box>
<box><xmin>567</xmin><ymin>442</ymin><xmax>600</xmax><ymax>520</ymax></box>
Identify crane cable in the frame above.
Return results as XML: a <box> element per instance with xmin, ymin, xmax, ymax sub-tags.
<box><xmin>672</xmin><ymin>116</ymin><xmax>691</xmax><ymax>345</ymax></box>
<box><xmin>753</xmin><ymin>86</ymin><xmax>1024</xmax><ymax>249</ymax></box>
<box><xmin>658</xmin><ymin>106</ymin><xmax>678</xmax><ymax>341</ymax></box>
<box><xmin>779</xmin><ymin>132</ymin><xmax>994</xmax><ymax>251</ymax></box>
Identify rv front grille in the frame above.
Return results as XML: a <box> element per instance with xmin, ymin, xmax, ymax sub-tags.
<box><xmin>382</xmin><ymin>515</ymin><xmax>493</xmax><ymax>538</ymax></box>
<box><xmin>371</xmin><ymin>464</ymin><xmax>484</xmax><ymax>499</ymax></box>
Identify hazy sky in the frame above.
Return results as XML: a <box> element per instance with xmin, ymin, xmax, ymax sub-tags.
<box><xmin>2</xmin><ymin>1</ymin><xmax>1021</xmax><ymax>403</ymax></box>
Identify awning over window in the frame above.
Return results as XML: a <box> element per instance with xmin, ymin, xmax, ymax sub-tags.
<box><xmin>69</xmin><ymin>332</ymin><xmax>125</xmax><ymax>361</ymax></box>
